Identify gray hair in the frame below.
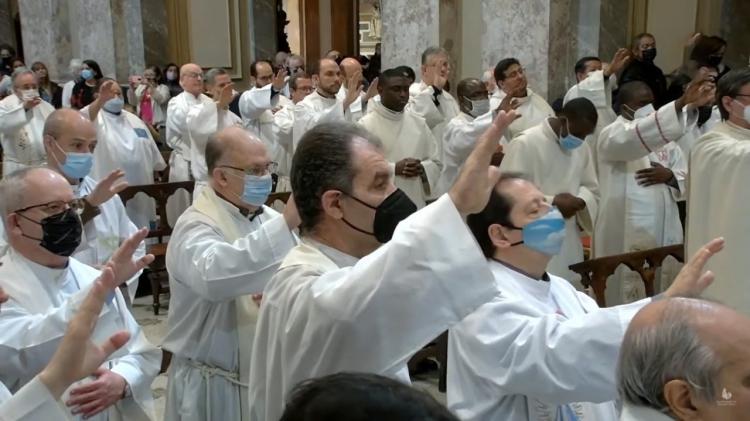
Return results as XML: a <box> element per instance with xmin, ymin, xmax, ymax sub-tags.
<box><xmin>617</xmin><ymin>300</ymin><xmax>723</xmax><ymax>416</ymax></box>
<box><xmin>421</xmin><ymin>46</ymin><xmax>448</xmax><ymax>65</ymax></box>
<box><xmin>204</xmin><ymin>67</ymin><xmax>229</xmax><ymax>86</ymax></box>
<box><xmin>0</xmin><ymin>167</ymin><xmax>38</xmax><ymax>229</ymax></box>
<box><xmin>11</xmin><ymin>68</ymin><xmax>35</xmax><ymax>88</ymax></box>
<box><xmin>716</xmin><ymin>67</ymin><xmax>750</xmax><ymax>120</ymax></box>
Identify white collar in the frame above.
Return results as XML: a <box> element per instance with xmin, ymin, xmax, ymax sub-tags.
<box><xmin>619</xmin><ymin>403</ymin><xmax>675</xmax><ymax>420</ymax></box>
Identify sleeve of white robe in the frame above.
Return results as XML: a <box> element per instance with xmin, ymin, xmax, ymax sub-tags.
<box><xmin>61</xmin><ymin>82</ymin><xmax>73</xmax><ymax>108</ymax></box>
<box><xmin>409</xmin><ymin>84</ymin><xmax>445</xmax><ymax>129</ymax></box>
<box><xmin>0</xmin><ymin>287</ymin><xmax>121</xmax><ymax>387</ymax></box>
<box><xmin>239</xmin><ymin>84</ymin><xmax>278</xmax><ymax>121</ymax></box>
<box><xmin>277</xmin><ymin>195</ymin><xmax>497</xmax><ymax>375</ymax></box>
<box><xmin>575</xmin><ymin>147</ymin><xmax>600</xmax><ymax>233</ymax></box>
<box><xmin>165</xmin><ymin>97</ymin><xmax>187</xmax><ymax>150</ymax></box>
<box><xmin>0</xmin><ymin>101</ymin><xmax>31</xmax><ymax>135</ymax></box>
<box><xmin>598</xmin><ymin>101</ymin><xmax>697</xmax><ymax>162</ymax></box>
<box><xmin>562</xmin><ymin>70</ymin><xmax>610</xmax><ymax>109</ymax></box>
<box><xmin>668</xmin><ymin>144</ymin><xmax>688</xmax><ymax>201</ymax></box>
<box><xmin>111</xmin><ymin>194</ymin><xmax>145</xmax><ymax>299</ymax></box>
<box><xmin>152</xmin><ymin>84</ymin><xmax>170</xmax><ymax>105</ymax></box>
<box><xmin>0</xmin><ymin>377</ymin><xmax>68</xmax><ymax>421</ymax></box>
<box><xmin>292</xmin><ymin>99</ymin><xmax>350</xmax><ymax>150</ymax></box>
<box><xmin>273</xmin><ymin>106</ymin><xmax>294</xmax><ymax>153</ymax></box>
<box><xmin>107</xmin><ymin>292</ymin><xmax>161</xmax><ymax>415</ymax></box>
<box><xmin>166</xmin><ymin>211</ymin><xmax>296</xmax><ymax>301</ymax></box>
<box><xmin>417</xmin><ymin>118</ymin><xmax>443</xmax><ymax>195</ymax></box>
<box><xmin>186</xmin><ymin>101</ymin><xmax>219</xmax><ymax>157</ymax></box>
<box><xmin>453</xmin><ymin>294</ymin><xmax>650</xmax><ymax>404</ymax></box>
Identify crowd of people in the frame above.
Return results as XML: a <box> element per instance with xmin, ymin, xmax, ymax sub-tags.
<box><xmin>0</xmin><ymin>30</ymin><xmax>749</xmax><ymax>421</ymax></box>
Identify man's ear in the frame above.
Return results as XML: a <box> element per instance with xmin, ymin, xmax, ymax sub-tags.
<box><xmin>5</xmin><ymin>213</ymin><xmax>23</xmax><ymax>237</ymax></box>
<box><xmin>663</xmin><ymin>379</ymin><xmax>701</xmax><ymax>420</ymax></box>
<box><xmin>488</xmin><ymin>223</ymin><xmax>515</xmax><ymax>250</ymax></box>
<box><xmin>321</xmin><ymin>190</ymin><xmax>344</xmax><ymax>220</ymax></box>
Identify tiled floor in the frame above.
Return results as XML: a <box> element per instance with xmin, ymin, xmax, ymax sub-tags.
<box><xmin>131</xmin><ymin>295</ymin><xmax>444</xmax><ymax>420</ymax></box>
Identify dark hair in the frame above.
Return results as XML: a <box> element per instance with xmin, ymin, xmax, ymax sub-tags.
<box><xmin>618</xmin><ymin>81</ymin><xmax>653</xmax><ymax>107</ymax></box>
<box><xmin>83</xmin><ymin>59</ymin><xmax>103</xmax><ymax>79</ymax></box>
<box><xmin>279</xmin><ymin>372</ymin><xmax>459</xmax><ymax>421</ymax></box>
<box><xmin>716</xmin><ymin>68</ymin><xmax>750</xmax><ymax>120</ymax></box>
<box><xmin>393</xmin><ymin>65</ymin><xmax>416</xmax><ymax>83</ymax></box>
<box><xmin>145</xmin><ymin>65</ymin><xmax>163</xmax><ymax>83</ymax></box>
<box><xmin>291</xmin><ymin>123</ymin><xmax>382</xmax><ymax>235</ymax></box>
<box><xmin>457</xmin><ymin>77</ymin><xmax>482</xmax><ymax>100</ymax></box>
<box><xmin>251</xmin><ymin>59</ymin><xmax>273</xmax><ymax>78</ymax></box>
<box><xmin>561</xmin><ymin>97</ymin><xmax>598</xmax><ymax>126</ymax></box>
<box><xmin>467</xmin><ymin>173</ymin><xmax>528</xmax><ymax>258</ymax></box>
<box><xmin>690</xmin><ymin>35</ymin><xmax>727</xmax><ymax>65</ymax></box>
<box><xmin>379</xmin><ymin>67</ymin><xmax>410</xmax><ymax>86</ymax></box>
<box><xmin>290</xmin><ymin>72</ymin><xmax>312</xmax><ymax>90</ymax></box>
<box><xmin>574</xmin><ymin>56</ymin><xmax>601</xmax><ymax>75</ymax></box>
<box><xmin>494</xmin><ymin>58</ymin><xmax>520</xmax><ymax>83</ymax></box>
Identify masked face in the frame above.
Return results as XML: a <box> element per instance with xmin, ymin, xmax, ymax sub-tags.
<box><xmin>15</xmin><ymin>207</ymin><xmax>83</xmax><ymax>257</ymax></box>
<box><xmin>504</xmin><ymin>207</ymin><xmax>566</xmax><ymax>256</ymax></box>
<box><xmin>49</xmin><ymin>138</ymin><xmax>94</xmax><ymax>180</ymax></box>
<box><xmin>341</xmin><ymin>189</ymin><xmax>418</xmax><ymax>243</ymax></box>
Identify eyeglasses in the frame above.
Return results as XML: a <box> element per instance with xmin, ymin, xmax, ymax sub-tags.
<box><xmin>220</xmin><ymin>162</ymin><xmax>278</xmax><ymax>177</ymax></box>
<box><xmin>185</xmin><ymin>72</ymin><xmax>204</xmax><ymax>80</ymax></box>
<box><xmin>14</xmin><ymin>199</ymin><xmax>85</xmax><ymax>215</ymax></box>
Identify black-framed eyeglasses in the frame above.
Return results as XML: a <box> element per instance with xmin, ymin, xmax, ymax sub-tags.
<box><xmin>220</xmin><ymin>162</ymin><xmax>278</xmax><ymax>177</ymax></box>
<box><xmin>14</xmin><ymin>199</ymin><xmax>85</xmax><ymax>215</ymax></box>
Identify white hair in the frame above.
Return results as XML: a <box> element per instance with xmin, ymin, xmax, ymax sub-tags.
<box><xmin>69</xmin><ymin>58</ymin><xmax>83</xmax><ymax>73</ymax></box>
<box><xmin>617</xmin><ymin>300</ymin><xmax>723</xmax><ymax>416</ymax></box>
<box><xmin>11</xmin><ymin>68</ymin><xmax>36</xmax><ymax>89</ymax></box>
<box><xmin>0</xmin><ymin>167</ymin><xmax>39</xmax><ymax>230</ymax></box>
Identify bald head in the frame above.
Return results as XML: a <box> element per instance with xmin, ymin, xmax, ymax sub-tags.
<box><xmin>618</xmin><ymin>298</ymin><xmax>750</xmax><ymax>417</ymax></box>
<box><xmin>180</xmin><ymin>63</ymin><xmax>204</xmax><ymax>96</ymax></box>
<box><xmin>205</xmin><ymin>126</ymin><xmax>265</xmax><ymax>175</ymax></box>
<box><xmin>339</xmin><ymin>58</ymin><xmax>361</xmax><ymax>79</ymax></box>
<box><xmin>43</xmin><ymin>108</ymin><xmax>95</xmax><ymax>139</ymax></box>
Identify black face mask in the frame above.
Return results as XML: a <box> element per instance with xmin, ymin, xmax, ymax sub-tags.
<box><xmin>341</xmin><ymin>189</ymin><xmax>418</xmax><ymax>243</ymax></box>
<box><xmin>642</xmin><ymin>48</ymin><xmax>657</xmax><ymax>62</ymax></box>
<box><xmin>706</xmin><ymin>55</ymin><xmax>723</xmax><ymax>67</ymax></box>
<box><xmin>17</xmin><ymin>208</ymin><xmax>83</xmax><ymax>257</ymax></box>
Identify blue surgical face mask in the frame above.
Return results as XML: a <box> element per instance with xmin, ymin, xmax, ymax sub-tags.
<box><xmin>559</xmin><ymin>119</ymin><xmax>584</xmax><ymax>151</ymax></box>
<box><xmin>81</xmin><ymin>68</ymin><xmax>94</xmax><ymax>81</ymax></box>
<box><xmin>52</xmin><ymin>140</ymin><xmax>93</xmax><ymax>179</ymax></box>
<box><xmin>506</xmin><ymin>207</ymin><xmax>566</xmax><ymax>256</ymax></box>
<box><xmin>237</xmin><ymin>173</ymin><xmax>273</xmax><ymax>206</ymax></box>
<box><xmin>103</xmin><ymin>97</ymin><xmax>124</xmax><ymax>114</ymax></box>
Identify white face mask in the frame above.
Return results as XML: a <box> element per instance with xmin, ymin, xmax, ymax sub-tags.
<box><xmin>633</xmin><ymin>103</ymin><xmax>656</xmax><ymax>119</ymax></box>
<box><xmin>733</xmin><ymin>99</ymin><xmax>750</xmax><ymax>124</ymax></box>
<box><xmin>465</xmin><ymin>97</ymin><xmax>490</xmax><ymax>118</ymax></box>
<box><xmin>20</xmin><ymin>89</ymin><xmax>38</xmax><ymax>101</ymax></box>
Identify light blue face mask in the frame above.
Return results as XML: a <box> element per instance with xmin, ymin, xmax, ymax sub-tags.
<box><xmin>81</xmin><ymin>68</ymin><xmax>94</xmax><ymax>81</ymax></box>
<box><xmin>52</xmin><ymin>140</ymin><xmax>93</xmax><ymax>179</ymax></box>
<box><xmin>507</xmin><ymin>207</ymin><xmax>566</xmax><ymax>256</ymax></box>
<box><xmin>559</xmin><ymin>119</ymin><xmax>584</xmax><ymax>151</ymax></box>
<box><xmin>465</xmin><ymin>97</ymin><xmax>490</xmax><ymax>118</ymax></box>
<box><xmin>103</xmin><ymin>97</ymin><xmax>124</xmax><ymax>114</ymax></box>
<box><xmin>239</xmin><ymin>173</ymin><xmax>273</xmax><ymax>206</ymax></box>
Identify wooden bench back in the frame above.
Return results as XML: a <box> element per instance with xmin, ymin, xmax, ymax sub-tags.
<box><xmin>117</xmin><ymin>181</ymin><xmax>195</xmax><ymax>241</ymax></box>
<box><xmin>568</xmin><ymin>244</ymin><xmax>685</xmax><ymax>307</ymax></box>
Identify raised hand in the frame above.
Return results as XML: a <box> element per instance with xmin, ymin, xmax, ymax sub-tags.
<box><xmin>22</xmin><ymin>97</ymin><xmax>41</xmax><ymax>111</ymax></box>
<box><xmin>104</xmin><ymin>228</ymin><xmax>155</xmax><ymax>287</ymax></box>
<box><xmin>449</xmin><ymin>110</ymin><xmax>519</xmax><ymax>215</ymax></box>
<box><xmin>605</xmin><ymin>48</ymin><xmax>632</xmax><ymax>77</ymax></box>
<box><xmin>365</xmin><ymin>77</ymin><xmax>379</xmax><ymax>101</ymax></box>
<box><xmin>272</xmin><ymin>68</ymin><xmax>288</xmax><ymax>91</ymax></box>
<box><xmin>664</xmin><ymin>237</ymin><xmax>724</xmax><ymax>298</ymax></box>
<box><xmin>678</xmin><ymin>77</ymin><xmax>716</xmax><ymax>111</ymax></box>
<box><xmin>552</xmin><ymin>192</ymin><xmax>586</xmax><ymax>219</ymax></box>
<box><xmin>343</xmin><ymin>71</ymin><xmax>364</xmax><ymax>109</ymax></box>
<box><xmin>86</xmin><ymin>169</ymin><xmax>128</xmax><ymax>207</ymax></box>
<box><xmin>37</xmin><ymin>267</ymin><xmax>131</xmax><ymax>399</ymax></box>
<box><xmin>497</xmin><ymin>94</ymin><xmax>521</xmax><ymax>114</ymax></box>
<box><xmin>96</xmin><ymin>80</ymin><xmax>119</xmax><ymax>105</ymax></box>
<box><xmin>216</xmin><ymin>82</ymin><xmax>234</xmax><ymax>110</ymax></box>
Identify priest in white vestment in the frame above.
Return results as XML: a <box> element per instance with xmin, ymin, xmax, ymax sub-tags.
<box><xmin>437</xmin><ymin>77</ymin><xmax>510</xmax><ymax>196</ymax></box>
<box><xmin>448</xmin><ymin>175</ymin><xmax>722</xmax><ymax>421</ymax></box>
<box><xmin>500</xmin><ymin>98</ymin><xmax>599</xmax><ymax>284</ymax></box>
<box><xmin>562</xmin><ymin>49</ymin><xmax>631</xmax><ymax>170</ymax></box>
<box><xmin>337</xmin><ymin>58</ymin><xmax>379</xmax><ymax>123</ymax></box>
<box><xmin>239</xmin><ymin>61</ymin><xmax>294</xmax><ymax>191</ymax></box>
<box><xmin>41</xmin><ymin>108</ymin><xmax>145</xmax><ymax>302</ymax></box>
<box><xmin>358</xmin><ymin>68</ymin><xmax>442</xmax><ymax>208</ymax></box>
<box><xmin>273</xmin><ymin>72</ymin><xmax>314</xmax><ymax>177</ymax></box>
<box><xmin>163</xmin><ymin>127</ymin><xmax>299</xmax><ymax>421</ymax></box>
<box><xmin>408</xmin><ymin>47</ymin><xmax>460</xmax><ymax>162</ymax></box>
<box><xmin>249</xmin><ymin>112</ymin><xmax>519</xmax><ymax>421</ymax></box>
<box><xmin>292</xmin><ymin>58</ymin><xmax>362</xmax><ymax>150</ymax></box>
<box><xmin>687</xmin><ymin>68</ymin><xmax>750</xmax><ymax>316</ymax></box>
<box><xmin>165</xmin><ymin>63</ymin><xmax>212</xmax><ymax>225</ymax></box>
<box><xmin>617</xmin><ymin>296</ymin><xmax>748</xmax><ymax>421</ymax></box>
<box><xmin>0</xmin><ymin>69</ymin><xmax>54</xmax><ymax>175</ymax></box>
<box><xmin>186</xmin><ymin>67</ymin><xmax>242</xmax><ymax>197</ymax></box>
<box><xmin>0</xmin><ymin>267</ymin><xmax>137</xmax><ymax>421</ymax></box>
<box><xmin>490</xmin><ymin>58</ymin><xmax>555</xmax><ymax>140</ymax></box>
<box><xmin>0</xmin><ymin>167</ymin><xmax>160</xmax><ymax>421</ymax></box>
<box><xmin>85</xmin><ymin>82</ymin><xmax>167</xmax><ymax>232</ymax></box>
<box><xmin>594</xmin><ymin>79</ymin><xmax>714</xmax><ymax>304</ymax></box>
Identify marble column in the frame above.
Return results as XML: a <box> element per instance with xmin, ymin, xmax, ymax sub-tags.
<box><xmin>252</xmin><ymin>0</ymin><xmax>277</xmax><ymax>61</ymax></box>
<box><xmin>141</xmin><ymin>0</ymin><xmax>169</xmax><ymax>68</ymax></box>
<box><xmin>0</xmin><ymin>0</ymin><xmax>15</xmax><ymax>49</ymax></box>
<box><xmin>599</xmin><ymin>0</ymin><xmax>630</xmax><ymax>62</ymax></box>
<box><xmin>18</xmin><ymin>0</ymin><xmax>73</xmax><ymax>82</ymax></box>
<box><xmin>111</xmin><ymin>0</ymin><xmax>146</xmax><ymax>77</ymax></box>
<box><xmin>67</xmin><ymin>0</ymin><xmax>117</xmax><ymax>78</ymax></box>
<box><xmin>380</xmin><ymin>0</ymin><xmax>439</xmax><ymax>78</ymax></box>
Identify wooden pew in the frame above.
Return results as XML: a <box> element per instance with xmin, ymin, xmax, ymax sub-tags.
<box><xmin>118</xmin><ymin>181</ymin><xmax>195</xmax><ymax>315</ymax></box>
<box><xmin>568</xmin><ymin>244</ymin><xmax>685</xmax><ymax>307</ymax></box>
